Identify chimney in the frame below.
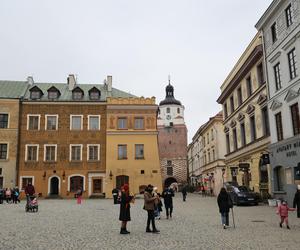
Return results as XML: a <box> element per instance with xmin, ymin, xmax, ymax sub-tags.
<box><xmin>67</xmin><ymin>74</ymin><xmax>76</xmax><ymax>90</ymax></box>
<box><xmin>107</xmin><ymin>75</ymin><xmax>112</xmax><ymax>92</ymax></box>
<box><xmin>27</xmin><ymin>76</ymin><xmax>34</xmax><ymax>85</ymax></box>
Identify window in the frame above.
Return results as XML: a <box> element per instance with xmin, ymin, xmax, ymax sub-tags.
<box><xmin>135</xmin><ymin>144</ymin><xmax>144</xmax><ymax>159</ymax></box>
<box><xmin>271</xmin><ymin>22</ymin><xmax>277</xmax><ymax>43</ymax></box>
<box><xmin>237</xmin><ymin>87</ymin><xmax>242</xmax><ymax>106</ymax></box>
<box><xmin>226</xmin><ymin>133</ymin><xmax>230</xmax><ymax>154</ymax></box>
<box><xmin>288</xmin><ymin>48</ymin><xmax>297</xmax><ymax>80</ymax></box>
<box><xmin>88</xmin><ymin>115</ymin><xmax>100</xmax><ymax>130</ymax></box>
<box><xmin>203</xmin><ymin>137</ymin><xmax>206</xmax><ymax>147</ymax></box>
<box><xmin>89</xmin><ymin>91</ymin><xmax>100</xmax><ymax>100</ymax></box>
<box><xmin>134</xmin><ymin>118</ymin><xmax>144</xmax><ymax>129</ymax></box>
<box><xmin>212</xmin><ymin>149</ymin><xmax>215</xmax><ymax>161</ymax></box>
<box><xmin>262</xmin><ymin>107</ymin><xmax>270</xmax><ymax>136</ymax></box>
<box><xmin>0</xmin><ymin>176</ymin><xmax>3</xmax><ymax>189</ymax></box>
<box><xmin>274</xmin><ymin>166</ymin><xmax>284</xmax><ymax>191</ymax></box>
<box><xmin>0</xmin><ymin>114</ymin><xmax>8</xmax><ymax>128</ymax></box>
<box><xmin>141</xmin><ymin>170</ymin><xmax>145</xmax><ymax>174</ymax></box>
<box><xmin>208</xmin><ymin>151</ymin><xmax>211</xmax><ymax>162</ymax></box>
<box><xmin>72</xmin><ymin>91</ymin><xmax>83</xmax><ymax>100</ymax></box>
<box><xmin>118</xmin><ymin>145</ymin><xmax>127</xmax><ymax>160</ymax></box>
<box><xmin>21</xmin><ymin>177</ymin><xmax>33</xmax><ymax>190</ymax></box>
<box><xmin>246</xmin><ymin>76</ymin><xmax>252</xmax><ymax>97</ymax></box>
<box><xmin>290</xmin><ymin>103</ymin><xmax>300</xmax><ymax>135</ymax></box>
<box><xmin>70</xmin><ymin>145</ymin><xmax>82</xmax><ymax>161</ymax></box>
<box><xmin>27</xmin><ymin>115</ymin><xmax>40</xmax><ymax>130</ymax></box>
<box><xmin>70</xmin><ymin>115</ymin><xmax>82</xmax><ymax>130</ymax></box>
<box><xmin>167</xmin><ymin>167</ymin><xmax>173</xmax><ymax>175</ymax></box>
<box><xmin>204</xmin><ymin>154</ymin><xmax>207</xmax><ymax>165</ymax></box>
<box><xmin>44</xmin><ymin>145</ymin><xmax>57</xmax><ymax>162</ymax></box>
<box><xmin>285</xmin><ymin>4</ymin><xmax>293</xmax><ymax>27</ymax></box>
<box><xmin>48</xmin><ymin>91</ymin><xmax>58</xmax><ymax>99</ymax></box>
<box><xmin>257</xmin><ymin>63</ymin><xmax>265</xmax><ymax>86</ymax></box>
<box><xmin>167</xmin><ymin>160</ymin><xmax>172</xmax><ymax>166</ymax></box>
<box><xmin>30</xmin><ymin>91</ymin><xmax>41</xmax><ymax>99</ymax></box>
<box><xmin>230</xmin><ymin>96</ymin><xmax>234</xmax><ymax>113</ymax></box>
<box><xmin>232</xmin><ymin>128</ymin><xmax>237</xmax><ymax>150</ymax></box>
<box><xmin>224</xmin><ymin>103</ymin><xmax>228</xmax><ymax>119</ymax></box>
<box><xmin>274</xmin><ymin>63</ymin><xmax>282</xmax><ymax>91</ymax></box>
<box><xmin>0</xmin><ymin>144</ymin><xmax>8</xmax><ymax>160</ymax></box>
<box><xmin>207</xmin><ymin>133</ymin><xmax>209</xmax><ymax>144</ymax></box>
<box><xmin>250</xmin><ymin>116</ymin><xmax>256</xmax><ymax>142</ymax></box>
<box><xmin>240</xmin><ymin>122</ymin><xmax>246</xmax><ymax>147</ymax></box>
<box><xmin>275</xmin><ymin>112</ymin><xmax>283</xmax><ymax>141</ymax></box>
<box><xmin>88</xmin><ymin>145</ymin><xmax>100</xmax><ymax>161</ymax></box>
<box><xmin>211</xmin><ymin>129</ymin><xmax>214</xmax><ymax>140</ymax></box>
<box><xmin>46</xmin><ymin>115</ymin><xmax>58</xmax><ymax>130</ymax></box>
<box><xmin>70</xmin><ymin>176</ymin><xmax>84</xmax><ymax>192</ymax></box>
<box><xmin>166</xmin><ymin>108</ymin><xmax>170</xmax><ymax>113</ymax></box>
<box><xmin>118</xmin><ymin>118</ymin><xmax>127</xmax><ymax>129</ymax></box>
<box><xmin>177</xmin><ymin>108</ymin><xmax>180</xmax><ymax>114</ymax></box>
<box><xmin>26</xmin><ymin>145</ymin><xmax>38</xmax><ymax>161</ymax></box>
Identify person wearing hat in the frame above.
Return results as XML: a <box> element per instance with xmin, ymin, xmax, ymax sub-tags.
<box><xmin>119</xmin><ymin>184</ymin><xmax>133</xmax><ymax>234</ymax></box>
<box><xmin>293</xmin><ymin>185</ymin><xmax>300</xmax><ymax>218</ymax></box>
<box><xmin>144</xmin><ymin>184</ymin><xmax>160</xmax><ymax>233</ymax></box>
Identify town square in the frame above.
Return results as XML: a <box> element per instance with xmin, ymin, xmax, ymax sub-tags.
<box><xmin>1</xmin><ymin>0</ymin><xmax>300</xmax><ymax>249</ymax></box>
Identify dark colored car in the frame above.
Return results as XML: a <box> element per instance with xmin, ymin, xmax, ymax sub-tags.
<box><xmin>227</xmin><ymin>185</ymin><xmax>259</xmax><ymax>206</ymax></box>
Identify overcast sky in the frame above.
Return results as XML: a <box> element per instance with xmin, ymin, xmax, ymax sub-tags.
<box><xmin>0</xmin><ymin>0</ymin><xmax>272</xmax><ymax>142</ymax></box>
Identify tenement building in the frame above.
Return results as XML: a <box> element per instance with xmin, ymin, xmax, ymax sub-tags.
<box><xmin>256</xmin><ymin>0</ymin><xmax>300</xmax><ymax>204</ymax></box>
<box><xmin>158</xmin><ymin>80</ymin><xmax>188</xmax><ymax>188</ymax></box>
<box><xmin>105</xmin><ymin>97</ymin><xmax>163</xmax><ymax>198</ymax></box>
<box><xmin>0</xmin><ymin>81</ymin><xmax>28</xmax><ymax>188</ymax></box>
<box><xmin>17</xmin><ymin>75</ymin><xmax>135</xmax><ymax>198</ymax></box>
<box><xmin>217</xmin><ymin>33</ymin><xmax>271</xmax><ymax>197</ymax></box>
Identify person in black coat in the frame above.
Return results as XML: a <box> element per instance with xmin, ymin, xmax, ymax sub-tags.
<box><xmin>181</xmin><ymin>185</ymin><xmax>187</xmax><ymax>202</ymax></box>
<box><xmin>112</xmin><ymin>188</ymin><xmax>119</xmax><ymax>204</ymax></box>
<box><xmin>162</xmin><ymin>187</ymin><xmax>174</xmax><ymax>219</ymax></box>
<box><xmin>293</xmin><ymin>189</ymin><xmax>300</xmax><ymax>218</ymax></box>
<box><xmin>217</xmin><ymin>187</ymin><xmax>233</xmax><ymax>229</ymax></box>
<box><xmin>119</xmin><ymin>184</ymin><xmax>133</xmax><ymax>234</ymax></box>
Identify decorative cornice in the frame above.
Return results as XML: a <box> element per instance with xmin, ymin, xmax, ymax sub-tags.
<box><xmin>237</xmin><ymin>113</ymin><xmax>245</xmax><ymax>122</ymax></box>
<box><xmin>224</xmin><ymin>126</ymin><xmax>229</xmax><ymax>133</ymax></box>
<box><xmin>270</xmin><ymin>100</ymin><xmax>282</xmax><ymax>111</ymax></box>
<box><xmin>257</xmin><ymin>94</ymin><xmax>267</xmax><ymax>106</ymax></box>
<box><xmin>230</xmin><ymin>120</ymin><xmax>237</xmax><ymax>128</ymax></box>
<box><xmin>246</xmin><ymin>104</ymin><xmax>255</xmax><ymax>115</ymax></box>
<box><xmin>284</xmin><ymin>89</ymin><xmax>299</xmax><ymax>103</ymax></box>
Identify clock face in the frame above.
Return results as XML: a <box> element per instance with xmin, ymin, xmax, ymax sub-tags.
<box><xmin>166</xmin><ymin>115</ymin><xmax>171</xmax><ymax>120</ymax></box>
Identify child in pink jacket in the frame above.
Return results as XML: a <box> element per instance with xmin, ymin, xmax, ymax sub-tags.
<box><xmin>277</xmin><ymin>200</ymin><xmax>295</xmax><ymax>229</ymax></box>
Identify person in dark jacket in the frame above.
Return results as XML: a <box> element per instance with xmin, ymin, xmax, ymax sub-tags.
<box><xmin>144</xmin><ymin>184</ymin><xmax>159</xmax><ymax>233</ymax></box>
<box><xmin>0</xmin><ymin>188</ymin><xmax>4</xmax><ymax>204</ymax></box>
<box><xmin>293</xmin><ymin>188</ymin><xmax>300</xmax><ymax>218</ymax></box>
<box><xmin>181</xmin><ymin>185</ymin><xmax>187</xmax><ymax>202</ymax></box>
<box><xmin>162</xmin><ymin>187</ymin><xmax>174</xmax><ymax>219</ymax></box>
<box><xmin>217</xmin><ymin>187</ymin><xmax>233</xmax><ymax>229</ymax></box>
<box><xmin>119</xmin><ymin>184</ymin><xmax>133</xmax><ymax>234</ymax></box>
<box><xmin>112</xmin><ymin>188</ymin><xmax>119</xmax><ymax>204</ymax></box>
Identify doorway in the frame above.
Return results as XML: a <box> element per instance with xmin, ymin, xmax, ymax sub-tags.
<box><xmin>50</xmin><ymin>177</ymin><xmax>59</xmax><ymax>195</ymax></box>
<box><xmin>93</xmin><ymin>179</ymin><xmax>102</xmax><ymax>193</ymax></box>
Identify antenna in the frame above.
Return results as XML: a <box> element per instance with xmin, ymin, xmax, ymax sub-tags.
<box><xmin>168</xmin><ymin>75</ymin><xmax>171</xmax><ymax>85</ymax></box>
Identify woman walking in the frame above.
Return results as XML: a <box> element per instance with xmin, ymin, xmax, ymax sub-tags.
<box><xmin>293</xmin><ymin>187</ymin><xmax>300</xmax><ymax>218</ymax></box>
<box><xmin>119</xmin><ymin>184</ymin><xmax>133</xmax><ymax>234</ymax></box>
<box><xmin>144</xmin><ymin>184</ymin><xmax>160</xmax><ymax>233</ymax></box>
<box><xmin>162</xmin><ymin>187</ymin><xmax>174</xmax><ymax>219</ymax></box>
<box><xmin>217</xmin><ymin>187</ymin><xmax>233</xmax><ymax>229</ymax></box>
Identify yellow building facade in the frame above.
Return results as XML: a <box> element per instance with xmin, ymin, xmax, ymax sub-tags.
<box><xmin>105</xmin><ymin>97</ymin><xmax>163</xmax><ymax>198</ymax></box>
<box><xmin>217</xmin><ymin>33</ymin><xmax>271</xmax><ymax>196</ymax></box>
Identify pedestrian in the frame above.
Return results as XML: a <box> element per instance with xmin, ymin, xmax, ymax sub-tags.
<box><xmin>153</xmin><ymin>187</ymin><xmax>162</xmax><ymax>220</ymax></box>
<box><xmin>112</xmin><ymin>187</ymin><xmax>119</xmax><ymax>205</ymax></box>
<box><xmin>5</xmin><ymin>188</ymin><xmax>12</xmax><ymax>203</ymax></box>
<box><xmin>201</xmin><ymin>184</ymin><xmax>206</xmax><ymax>197</ymax></box>
<box><xmin>25</xmin><ymin>182</ymin><xmax>36</xmax><ymax>206</ymax></box>
<box><xmin>76</xmin><ymin>188</ymin><xmax>83</xmax><ymax>204</ymax></box>
<box><xmin>277</xmin><ymin>200</ymin><xmax>295</xmax><ymax>229</ymax></box>
<box><xmin>181</xmin><ymin>185</ymin><xmax>187</xmax><ymax>202</ymax></box>
<box><xmin>162</xmin><ymin>186</ymin><xmax>174</xmax><ymax>219</ymax></box>
<box><xmin>14</xmin><ymin>186</ymin><xmax>20</xmax><ymax>203</ymax></box>
<box><xmin>119</xmin><ymin>184</ymin><xmax>134</xmax><ymax>234</ymax></box>
<box><xmin>144</xmin><ymin>184</ymin><xmax>160</xmax><ymax>233</ymax></box>
<box><xmin>293</xmin><ymin>186</ymin><xmax>300</xmax><ymax>218</ymax></box>
<box><xmin>0</xmin><ymin>188</ymin><xmax>4</xmax><ymax>204</ymax></box>
<box><xmin>217</xmin><ymin>187</ymin><xmax>233</xmax><ymax>229</ymax></box>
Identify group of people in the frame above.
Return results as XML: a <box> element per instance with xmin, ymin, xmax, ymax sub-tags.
<box><xmin>0</xmin><ymin>187</ymin><xmax>20</xmax><ymax>204</ymax></box>
<box><xmin>217</xmin><ymin>187</ymin><xmax>300</xmax><ymax>230</ymax></box>
<box><xmin>117</xmin><ymin>184</ymin><xmax>176</xmax><ymax>234</ymax></box>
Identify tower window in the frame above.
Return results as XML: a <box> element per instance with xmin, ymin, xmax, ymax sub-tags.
<box><xmin>167</xmin><ymin>108</ymin><xmax>170</xmax><ymax>113</ymax></box>
<box><xmin>177</xmin><ymin>108</ymin><xmax>180</xmax><ymax>114</ymax></box>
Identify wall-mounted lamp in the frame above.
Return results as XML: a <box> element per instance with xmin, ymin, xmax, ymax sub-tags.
<box><xmin>62</xmin><ymin>171</ymin><xmax>66</xmax><ymax>181</ymax></box>
<box><xmin>42</xmin><ymin>171</ymin><xmax>46</xmax><ymax>180</ymax></box>
<box><xmin>109</xmin><ymin>170</ymin><xmax>113</xmax><ymax>180</ymax></box>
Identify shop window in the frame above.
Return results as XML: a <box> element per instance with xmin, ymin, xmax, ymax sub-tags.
<box><xmin>274</xmin><ymin>166</ymin><xmax>284</xmax><ymax>191</ymax></box>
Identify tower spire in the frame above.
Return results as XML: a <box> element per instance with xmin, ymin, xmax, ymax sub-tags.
<box><xmin>168</xmin><ymin>75</ymin><xmax>171</xmax><ymax>85</ymax></box>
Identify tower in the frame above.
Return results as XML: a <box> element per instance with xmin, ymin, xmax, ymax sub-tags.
<box><xmin>157</xmin><ymin>79</ymin><xmax>188</xmax><ymax>189</ymax></box>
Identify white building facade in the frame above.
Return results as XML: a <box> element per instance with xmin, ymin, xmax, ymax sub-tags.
<box><xmin>256</xmin><ymin>0</ymin><xmax>300</xmax><ymax>205</ymax></box>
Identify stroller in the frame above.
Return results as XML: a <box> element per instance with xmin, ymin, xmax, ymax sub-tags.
<box><xmin>25</xmin><ymin>195</ymin><xmax>38</xmax><ymax>212</ymax></box>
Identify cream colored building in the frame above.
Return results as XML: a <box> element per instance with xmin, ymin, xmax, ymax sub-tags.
<box><xmin>105</xmin><ymin>97</ymin><xmax>163</xmax><ymax>198</ymax></box>
<box><xmin>217</xmin><ymin>33</ymin><xmax>271</xmax><ymax>196</ymax></box>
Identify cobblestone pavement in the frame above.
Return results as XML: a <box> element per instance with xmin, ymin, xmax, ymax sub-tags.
<box><xmin>0</xmin><ymin>194</ymin><xmax>300</xmax><ymax>250</ymax></box>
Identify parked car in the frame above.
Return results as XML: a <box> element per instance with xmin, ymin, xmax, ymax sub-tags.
<box><xmin>226</xmin><ymin>185</ymin><xmax>259</xmax><ymax>206</ymax></box>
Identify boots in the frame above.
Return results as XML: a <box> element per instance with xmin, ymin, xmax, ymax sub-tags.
<box><xmin>146</xmin><ymin>227</ymin><xmax>152</xmax><ymax>233</ymax></box>
<box><xmin>120</xmin><ymin>228</ymin><xmax>129</xmax><ymax>234</ymax></box>
<box><xmin>152</xmin><ymin>228</ymin><xmax>160</xmax><ymax>233</ymax></box>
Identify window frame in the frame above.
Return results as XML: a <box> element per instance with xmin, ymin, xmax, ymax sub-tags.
<box><xmin>246</xmin><ymin>75</ymin><xmax>252</xmax><ymax>97</ymax></box>
<box><xmin>44</xmin><ymin>144</ymin><xmax>57</xmax><ymax>162</ymax></box>
<box><xmin>250</xmin><ymin>115</ymin><xmax>257</xmax><ymax>142</ymax></box>
<box><xmin>0</xmin><ymin>113</ymin><xmax>9</xmax><ymax>129</ymax></box>
<box><xmin>118</xmin><ymin>144</ymin><xmax>127</xmax><ymax>160</ymax></box>
<box><xmin>226</xmin><ymin>133</ymin><xmax>230</xmax><ymax>154</ymax></box>
<box><xmin>271</xmin><ymin>22</ymin><xmax>277</xmax><ymax>43</ymax></box>
<box><xmin>20</xmin><ymin>176</ymin><xmax>34</xmax><ymax>190</ymax></box>
<box><xmin>27</xmin><ymin>114</ymin><xmax>41</xmax><ymax>131</ymax></box>
<box><xmin>288</xmin><ymin>48</ymin><xmax>297</xmax><ymax>80</ymax></box>
<box><xmin>274</xmin><ymin>63</ymin><xmax>282</xmax><ymax>91</ymax></box>
<box><xmin>275</xmin><ymin>112</ymin><xmax>284</xmax><ymax>141</ymax></box>
<box><xmin>230</xmin><ymin>95</ymin><xmax>234</xmax><ymax>113</ymax></box>
<box><xmin>261</xmin><ymin>106</ymin><xmax>270</xmax><ymax>136</ymax></box>
<box><xmin>117</xmin><ymin>117</ymin><xmax>128</xmax><ymax>130</ymax></box>
<box><xmin>69</xmin><ymin>144</ymin><xmax>83</xmax><ymax>161</ymax></box>
<box><xmin>240</xmin><ymin>122</ymin><xmax>246</xmax><ymax>147</ymax></box>
<box><xmin>285</xmin><ymin>4</ymin><xmax>293</xmax><ymax>27</ymax></box>
<box><xmin>237</xmin><ymin>87</ymin><xmax>243</xmax><ymax>106</ymax></box>
<box><xmin>45</xmin><ymin>114</ymin><xmax>58</xmax><ymax>131</ymax></box>
<box><xmin>87</xmin><ymin>144</ymin><xmax>100</xmax><ymax>161</ymax></box>
<box><xmin>290</xmin><ymin>103</ymin><xmax>300</xmax><ymax>136</ymax></box>
<box><xmin>232</xmin><ymin>128</ymin><xmax>238</xmax><ymax>151</ymax></box>
<box><xmin>135</xmin><ymin>144</ymin><xmax>145</xmax><ymax>160</ymax></box>
<box><xmin>134</xmin><ymin>117</ymin><xmax>144</xmax><ymax>130</ymax></box>
<box><xmin>0</xmin><ymin>143</ymin><xmax>8</xmax><ymax>160</ymax></box>
<box><xmin>257</xmin><ymin>62</ymin><xmax>265</xmax><ymax>87</ymax></box>
<box><xmin>70</xmin><ymin>115</ymin><xmax>83</xmax><ymax>131</ymax></box>
<box><xmin>88</xmin><ymin>115</ymin><xmax>101</xmax><ymax>131</ymax></box>
<box><xmin>25</xmin><ymin>144</ymin><xmax>39</xmax><ymax>162</ymax></box>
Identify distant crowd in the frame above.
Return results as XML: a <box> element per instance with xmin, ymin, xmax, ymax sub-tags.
<box><xmin>0</xmin><ymin>187</ymin><xmax>20</xmax><ymax>204</ymax></box>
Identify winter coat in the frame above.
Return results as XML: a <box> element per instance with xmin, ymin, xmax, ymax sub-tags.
<box><xmin>181</xmin><ymin>187</ymin><xmax>187</xmax><ymax>195</ymax></box>
<box><xmin>217</xmin><ymin>193</ymin><xmax>232</xmax><ymax>213</ymax></box>
<box><xmin>25</xmin><ymin>185</ymin><xmax>35</xmax><ymax>196</ymax></box>
<box><xmin>119</xmin><ymin>192</ymin><xmax>132</xmax><ymax>221</ymax></box>
<box><xmin>162</xmin><ymin>189</ymin><xmax>174</xmax><ymax>207</ymax></box>
<box><xmin>277</xmin><ymin>204</ymin><xmax>295</xmax><ymax>217</ymax></box>
<box><xmin>293</xmin><ymin>191</ymin><xmax>300</xmax><ymax>218</ymax></box>
<box><xmin>144</xmin><ymin>191</ymin><xmax>157</xmax><ymax>211</ymax></box>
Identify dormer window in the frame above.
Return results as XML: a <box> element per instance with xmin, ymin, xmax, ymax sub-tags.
<box><xmin>29</xmin><ymin>86</ymin><xmax>43</xmax><ymax>100</ymax></box>
<box><xmin>88</xmin><ymin>87</ymin><xmax>101</xmax><ymax>100</ymax></box>
<box><xmin>72</xmin><ymin>87</ymin><xmax>84</xmax><ymax>100</ymax></box>
<box><xmin>47</xmin><ymin>86</ymin><xmax>61</xmax><ymax>100</ymax></box>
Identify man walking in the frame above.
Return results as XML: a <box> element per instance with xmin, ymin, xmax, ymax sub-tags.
<box><xmin>181</xmin><ymin>185</ymin><xmax>187</xmax><ymax>202</ymax></box>
<box><xmin>162</xmin><ymin>186</ymin><xmax>174</xmax><ymax>219</ymax></box>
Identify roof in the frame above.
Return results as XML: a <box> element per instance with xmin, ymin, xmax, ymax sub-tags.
<box><xmin>0</xmin><ymin>81</ymin><xmax>28</xmax><ymax>99</ymax></box>
<box><xmin>159</xmin><ymin>83</ymin><xmax>182</xmax><ymax>106</ymax></box>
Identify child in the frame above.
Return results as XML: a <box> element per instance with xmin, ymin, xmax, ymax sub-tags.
<box><xmin>277</xmin><ymin>200</ymin><xmax>295</xmax><ymax>229</ymax></box>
